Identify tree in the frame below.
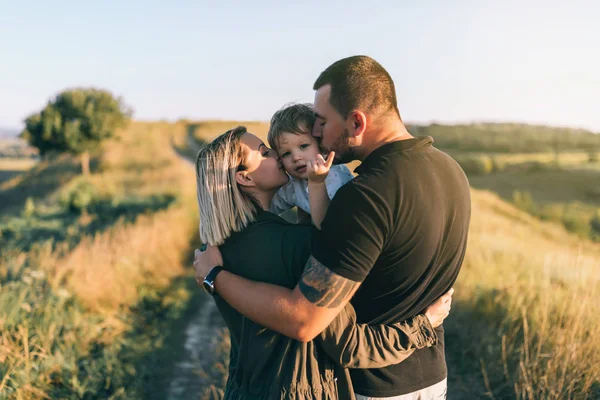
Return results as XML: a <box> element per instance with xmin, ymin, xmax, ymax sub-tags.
<box><xmin>21</xmin><ymin>88</ymin><xmax>132</xmax><ymax>175</ymax></box>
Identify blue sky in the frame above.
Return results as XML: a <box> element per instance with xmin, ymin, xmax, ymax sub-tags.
<box><xmin>1</xmin><ymin>0</ymin><xmax>599</xmax><ymax>131</ymax></box>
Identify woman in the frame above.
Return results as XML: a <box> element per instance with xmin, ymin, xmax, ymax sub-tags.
<box><xmin>195</xmin><ymin>126</ymin><xmax>452</xmax><ymax>399</ymax></box>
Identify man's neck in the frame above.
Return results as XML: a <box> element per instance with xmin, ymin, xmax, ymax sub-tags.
<box><xmin>356</xmin><ymin>118</ymin><xmax>413</xmax><ymax>161</ymax></box>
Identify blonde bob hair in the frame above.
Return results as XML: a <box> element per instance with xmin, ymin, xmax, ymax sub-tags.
<box><xmin>195</xmin><ymin>126</ymin><xmax>260</xmax><ymax>246</ymax></box>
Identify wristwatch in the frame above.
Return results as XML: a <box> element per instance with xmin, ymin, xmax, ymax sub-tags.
<box><xmin>202</xmin><ymin>266</ymin><xmax>224</xmax><ymax>295</ymax></box>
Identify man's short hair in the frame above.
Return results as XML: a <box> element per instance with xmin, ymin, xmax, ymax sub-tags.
<box><xmin>267</xmin><ymin>103</ymin><xmax>316</xmax><ymax>151</ymax></box>
<box><xmin>313</xmin><ymin>55</ymin><xmax>400</xmax><ymax>119</ymax></box>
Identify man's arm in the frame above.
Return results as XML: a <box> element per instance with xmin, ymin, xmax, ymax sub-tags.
<box><xmin>196</xmin><ymin>248</ymin><xmax>360</xmax><ymax>342</ymax></box>
<box><xmin>194</xmin><ymin>180</ymin><xmax>385</xmax><ymax>341</ymax></box>
<box><xmin>319</xmin><ymin>289</ymin><xmax>452</xmax><ymax>369</ymax></box>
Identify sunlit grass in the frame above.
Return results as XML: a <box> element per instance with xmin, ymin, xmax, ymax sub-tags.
<box><xmin>0</xmin><ymin>158</ymin><xmax>38</xmax><ymax>187</ymax></box>
<box><xmin>0</xmin><ymin>121</ymin><xmax>200</xmax><ymax>398</ymax></box>
<box><xmin>0</xmin><ymin>158</ymin><xmax>38</xmax><ymax>171</ymax></box>
<box><xmin>4</xmin><ymin>118</ymin><xmax>598</xmax><ymax>398</ymax></box>
<box><xmin>446</xmin><ymin>190</ymin><xmax>600</xmax><ymax>399</ymax></box>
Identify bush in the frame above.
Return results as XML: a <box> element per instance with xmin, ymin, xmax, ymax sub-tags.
<box><xmin>538</xmin><ymin>203</ymin><xmax>565</xmax><ymax>223</ymax></box>
<box><xmin>455</xmin><ymin>154</ymin><xmax>494</xmax><ymax>175</ymax></box>
<box><xmin>22</xmin><ymin>197</ymin><xmax>36</xmax><ymax>218</ymax></box>
<box><xmin>60</xmin><ymin>179</ymin><xmax>101</xmax><ymax>213</ymax></box>
<box><xmin>512</xmin><ymin>191</ymin><xmax>537</xmax><ymax>215</ymax></box>
<box><xmin>563</xmin><ymin>215</ymin><xmax>591</xmax><ymax>237</ymax></box>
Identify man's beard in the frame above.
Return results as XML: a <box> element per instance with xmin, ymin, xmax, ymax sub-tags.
<box><xmin>329</xmin><ymin>128</ymin><xmax>356</xmax><ymax>165</ymax></box>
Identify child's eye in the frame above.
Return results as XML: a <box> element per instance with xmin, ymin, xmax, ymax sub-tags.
<box><xmin>281</xmin><ymin>152</ymin><xmax>290</xmax><ymax>158</ymax></box>
<box><xmin>300</xmin><ymin>144</ymin><xmax>310</xmax><ymax>149</ymax></box>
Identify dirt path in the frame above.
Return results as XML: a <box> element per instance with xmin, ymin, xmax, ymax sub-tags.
<box><xmin>165</xmin><ymin>293</ymin><xmax>225</xmax><ymax>400</ymax></box>
<box><xmin>162</xmin><ymin>133</ymin><xmax>227</xmax><ymax>399</ymax></box>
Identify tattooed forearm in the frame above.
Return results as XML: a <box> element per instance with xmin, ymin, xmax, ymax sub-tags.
<box><xmin>298</xmin><ymin>256</ymin><xmax>358</xmax><ymax>308</ymax></box>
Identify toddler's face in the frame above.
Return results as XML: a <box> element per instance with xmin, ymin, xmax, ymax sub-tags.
<box><xmin>276</xmin><ymin>131</ymin><xmax>321</xmax><ymax>180</ymax></box>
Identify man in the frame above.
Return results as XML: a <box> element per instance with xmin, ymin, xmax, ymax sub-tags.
<box><xmin>195</xmin><ymin>55</ymin><xmax>471</xmax><ymax>399</ymax></box>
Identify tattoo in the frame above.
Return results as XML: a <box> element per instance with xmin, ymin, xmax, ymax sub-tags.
<box><xmin>298</xmin><ymin>256</ymin><xmax>358</xmax><ymax>308</ymax></box>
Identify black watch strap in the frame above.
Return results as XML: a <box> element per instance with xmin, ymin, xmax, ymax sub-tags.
<box><xmin>203</xmin><ymin>266</ymin><xmax>224</xmax><ymax>295</ymax></box>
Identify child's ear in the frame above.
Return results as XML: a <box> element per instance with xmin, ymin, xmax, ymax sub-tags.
<box><xmin>235</xmin><ymin>171</ymin><xmax>254</xmax><ymax>187</ymax></box>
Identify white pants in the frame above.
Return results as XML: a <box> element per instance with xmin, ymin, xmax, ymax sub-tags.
<box><xmin>355</xmin><ymin>378</ymin><xmax>447</xmax><ymax>400</ymax></box>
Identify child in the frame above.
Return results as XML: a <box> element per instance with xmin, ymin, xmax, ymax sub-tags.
<box><xmin>267</xmin><ymin>103</ymin><xmax>354</xmax><ymax>228</ymax></box>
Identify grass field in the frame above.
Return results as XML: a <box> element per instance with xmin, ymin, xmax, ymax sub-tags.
<box><xmin>3</xmin><ymin>119</ymin><xmax>599</xmax><ymax>399</ymax></box>
<box><xmin>0</xmin><ymin>158</ymin><xmax>38</xmax><ymax>185</ymax></box>
<box><xmin>0</xmin><ymin>121</ymin><xmax>203</xmax><ymax>399</ymax></box>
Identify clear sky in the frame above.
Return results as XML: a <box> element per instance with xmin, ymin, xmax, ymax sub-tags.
<box><xmin>1</xmin><ymin>0</ymin><xmax>599</xmax><ymax>131</ymax></box>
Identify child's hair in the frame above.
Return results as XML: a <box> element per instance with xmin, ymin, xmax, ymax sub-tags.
<box><xmin>267</xmin><ymin>103</ymin><xmax>316</xmax><ymax>151</ymax></box>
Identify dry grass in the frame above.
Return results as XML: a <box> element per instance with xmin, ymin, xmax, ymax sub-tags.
<box><xmin>0</xmin><ymin>158</ymin><xmax>38</xmax><ymax>186</ymax></box>
<box><xmin>0</xmin><ymin>121</ymin><xmax>200</xmax><ymax>398</ymax></box>
<box><xmin>446</xmin><ymin>189</ymin><xmax>600</xmax><ymax>399</ymax></box>
<box><xmin>199</xmin><ymin>187</ymin><xmax>600</xmax><ymax>399</ymax></box>
<box><xmin>0</xmin><ymin>158</ymin><xmax>38</xmax><ymax>171</ymax></box>
<box><xmin>54</xmin><ymin>204</ymin><xmax>195</xmax><ymax>313</ymax></box>
<box><xmin>5</xmin><ymin>118</ymin><xmax>596</xmax><ymax>398</ymax></box>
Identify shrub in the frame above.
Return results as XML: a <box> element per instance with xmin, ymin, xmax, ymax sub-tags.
<box><xmin>538</xmin><ymin>204</ymin><xmax>565</xmax><ymax>223</ymax></box>
<box><xmin>512</xmin><ymin>191</ymin><xmax>537</xmax><ymax>215</ymax></box>
<box><xmin>22</xmin><ymin>197</ymin><xmax>36</xmax><ymax>218</ymax></box>
<box><xmin>563</xmin><ymin>215</ymin><xmax>591</xmax><ymax>237</ymax></box>
<box><xmin>60</xmin><ymin>179</ymin><xmax>101</xmax><ymax>213</ymax></box>
<box><xmin>455</xmin><ymin>154</ymin><xmax>494</xmax><ymax>175</ymax></box>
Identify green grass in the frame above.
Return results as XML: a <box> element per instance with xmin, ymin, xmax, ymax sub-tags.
<box><xmin>5</xmin><ymin>119</ymin><xmax>598</xmax><ymax>399</ymax></box>
<box><xmin>0</xmin><ymin>121</ymin><xmax>202</xmax><ymax>399</ymax></box>
<box><xmin>411</xmin><ymin>122</ymin><xmax>600</xmax><ymax>153</ymax></box>
<box><xmin>467</xmin><ymin>165</ymin><xmax>600</xmax><ymax>241</ymax></box>
<box><xmin>468</xmin><ymin>165</ymin><xmax>600</xmax><ymax>204</ymax></box>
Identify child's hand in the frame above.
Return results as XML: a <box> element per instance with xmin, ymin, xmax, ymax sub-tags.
<box><xmin>307</xmin><ymin>151</ymin><xmax>335</xmax><ymax>184</ymax></box>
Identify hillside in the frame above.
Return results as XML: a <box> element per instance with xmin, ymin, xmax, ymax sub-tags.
<box><xmin>0</xmin><ymin>121</ymin><xmax>203</xmax><ymax>398</ymax></box>
<box><xmin>411</xmin><ymin>122</ymin><xmax>600</xmax><ymax>153</ymax></box>
<box><xmin>2</xmin><ymin>119</ymin><xmax>598</xmax><ymax>399</ymax></box>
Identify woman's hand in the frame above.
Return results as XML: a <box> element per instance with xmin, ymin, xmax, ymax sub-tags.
<box><xmin>194</xmin><ymin>245</ymin><xmax>224</xmax><ymax>285</ymax></box>
<box><xmin>306</xmin><ymin>151</ymin><xmax>335</xmax><ymax>184</ymax></box>
<box><xmin>424</xmin><ymin>288</ymin><xmax>454</xmax><ymax>328</ymax></box>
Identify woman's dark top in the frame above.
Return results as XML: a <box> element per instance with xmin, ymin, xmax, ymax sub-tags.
<box><xmin>215</xmin><ymin>210</ymin><xmax>437</xmax><ymax>400</ymax></box>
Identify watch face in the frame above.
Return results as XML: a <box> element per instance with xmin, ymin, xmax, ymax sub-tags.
<box><xmin>203</xmin><ymin>279</ymin><xmax>214</xmax><ymax>294</ymax></box>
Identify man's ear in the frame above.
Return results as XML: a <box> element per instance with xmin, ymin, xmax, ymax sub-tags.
<box><xmin>349</xmin><ymin>111</ymin><xmax>367</xmax><ymax>137</ymax></box>
<box><xmin>235</xmin><ymin>171</ymin><xmax>254</xmax><ymax>187</ymax></box>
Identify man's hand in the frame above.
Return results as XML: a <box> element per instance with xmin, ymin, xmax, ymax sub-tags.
<box><xmin>424</xmin><ymin>288</ymin><xmax>454</xmax><ymax>328</ymax></box>
<box><xmin>306</xmin><ymin>151</ymin><xmax>335</xmax><ymax>184</ymax></box>
<box><xmin>193</xmin><ymin>245</ymin><xmax>223</xmax><ymax>286</ymax></box>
